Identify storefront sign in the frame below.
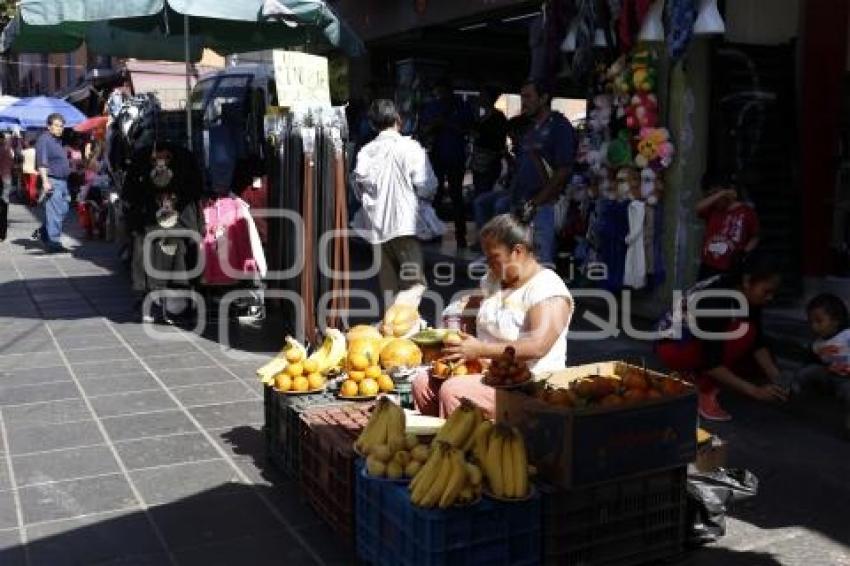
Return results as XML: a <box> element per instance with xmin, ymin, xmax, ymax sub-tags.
<box><xmin>272</xmin><ymin>51</ymin><xmax>331</xmax><ymax>107</ymax></box>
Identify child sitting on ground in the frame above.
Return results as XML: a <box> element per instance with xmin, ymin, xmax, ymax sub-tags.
<box><xmin>791</xmin><ymin>293</ymin><xmax>850</xmax><ymax>439</ymax></box>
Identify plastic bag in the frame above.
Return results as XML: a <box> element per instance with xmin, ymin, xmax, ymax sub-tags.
<box><xmin>686</xmin><ymin>467</ymin><xmax>758</xmax><ymax>546</ymax></box>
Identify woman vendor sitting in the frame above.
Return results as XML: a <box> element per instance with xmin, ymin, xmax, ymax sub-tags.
<box><xmin>655</xmin><ymin>253</ymin><xmax>787</xmax><ymax>421</ymax></box>
<box><xmin>412</xmin><ymin>209</ymin><xmax>574</xmax><ymax>417</ymax></box>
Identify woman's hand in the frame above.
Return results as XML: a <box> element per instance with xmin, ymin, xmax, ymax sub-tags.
<box><xmin>441</xmin><ymin>331</ymin><xmax>488</xmax><ymax>362</ymax></box>
<box><xmin>748</xmin><ymin>383</ymin><xmax>788</xmax><ymax>403</ymax></box>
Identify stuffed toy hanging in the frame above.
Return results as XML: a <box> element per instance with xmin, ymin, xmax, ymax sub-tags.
<box><xmin>630</xmin><ymin>50</ymin><xmax>657</xmax><ymax>92</ymax></box>
<box><xmin>607</xmin><ymin>129</ymin><xmax>633</xmax><ymax>168</ymax></box>
<box><xmin>666</xmin><ymin>0</ymin><xmax>698</xmax><ymax>61</ymax></box>
<box><xmin>634</xmin><ymin>127</ymin><xmax>675</xmax><ymax>170</ymax></box>
<box><xmin>626</xmin><ymin>93</ymin><xmax>658</xmax><ymax>129</ymax></box>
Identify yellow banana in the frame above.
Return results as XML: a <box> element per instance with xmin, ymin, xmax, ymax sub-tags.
<box><xmin>439</xmin><ymin>448</ymin><xmax>468</xmax><ymax>508</ymax></box>
<box><xmin>471</xmin><ymin>420</ymin><xmax>493</xmax><ymax>462</ymax></box>
<box><xmin>306</xmin><ymin>329</ymin><xmax>347</xmax><ymax>373</ymax></box>
<box><xmin>441</xmin><ymin>401</ymin><xmax>476</xmax><ymax>448</ymax></box>
<box><xmin>385</xmin><ymin>402</ymin><xmax>407</xmax><ymax>453</ymax></box>
<box><xmin>511</xmin><ymin>429</ymin><xmax>528</xmax><ymax>498</ymax></box>
<box><xmin>502</xmin><ymin>430</ymin><xmax>515</xmax><ymax>498</ymax></box>
<box><xmin>420</xmin><ymin>448</ymin><xmax>454</xmax><ymax>507</ymax></box>
<box><xmin>356</xmin><ymin>399</ymin><xmax>389</xmax><ymax>453</ymax></box>
<box><xmin>410</xmin><ymin>444</ymin><xmax>444</xmax><ymax>503</ymax></box>
<box><xmin>484</xmin><ymin>428</ymin><xmax>504</xmax><ymax>497</ymax></box>
<box><xmin>258</xmin><ymin>336</ymin><xmax>308</xmax><ymax>382</ymax></box>
<box><xmin>434</xmin><ymin>406</ymin><xmax>462</xmax><ymax>444</ymax></box>
<box><xmin>462</xmin><ymin>406</ymin><xmax>484</xmax><ymax>452</ymax></box>
<box><xmin>465</xmin><ymin>462</ymin><xmax>482</xmax><ymax>487</ymax></box>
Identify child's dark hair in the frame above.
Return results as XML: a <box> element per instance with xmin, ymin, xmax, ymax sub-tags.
<box><xmin>806</xmin><ymin>293</ymin><xmax>850</xmax><ymax>330</ymax></box>
<box><xmin>729</xmin><ymin>251</ymin><xmax>781</xmax><ymax>286</ymax></box>
<box><xmin>701</xmin><ymin>170</ymin><xmax>738</xmax><ymax>194</ymax></box>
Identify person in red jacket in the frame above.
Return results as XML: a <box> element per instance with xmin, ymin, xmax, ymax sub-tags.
<box><xmin>697</xmin><ymin>172</ymin><xmax>760</xmax><ymax>280</ymax></box>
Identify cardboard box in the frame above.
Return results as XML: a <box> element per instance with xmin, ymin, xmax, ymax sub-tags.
<box><xmin>695</xmin><ymin>436</ymin><xmax>727</xmax><ymax>472</ymax></box>
<box><xmin>496</xmin><ymin>361</ymin><xmax>698</xmax><ymax>489</ymax></box>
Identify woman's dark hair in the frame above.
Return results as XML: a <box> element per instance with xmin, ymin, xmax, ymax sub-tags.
<box><xmin>368</xmin><ymin>99</ymin><xmax>400</xmax><ymax>131</ymax></box>
<box><xmin>806</xmin><ymin>293</ymin><xmax>850</xmax><ymax>329</ymax></box>
<box><xmin>701</xmin><ymin>170</ymin><xmax>736</xmax><ymax>193</ymax></box>
<box><xmin>479</xmin><ymin>204</ymin><xmax>536</xmax><ymax>252</ymax></box>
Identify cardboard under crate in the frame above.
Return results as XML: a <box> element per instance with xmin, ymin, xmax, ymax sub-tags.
<box><xmin>300</xmin><ymin>403</ymin><xmax>375</xmax><ymax>540</ymax></box>
<box><xmin>496</xmin><ymin>362</ymin><xmax>698</xmax><ymax>489</ymax></box>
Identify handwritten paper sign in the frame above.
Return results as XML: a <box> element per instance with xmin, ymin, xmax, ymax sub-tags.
<box><xmin>272</xmin><ymin>50</ymin><xmax>331</xmax><ymax>108</ymax></box>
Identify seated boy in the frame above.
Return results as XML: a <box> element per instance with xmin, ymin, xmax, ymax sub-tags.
<box><xmin>791</xmin><ymin>293</ymin><xmax>850</xmax><ymax>439</ymax></box>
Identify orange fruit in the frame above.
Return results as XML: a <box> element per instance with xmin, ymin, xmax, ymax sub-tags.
<box><xmin>453</xmin><ymin>364</ymin><xmax>468</xmax><ymax>376</ymax></box>
<box><xmin>274</xmin><ymin>374</ymin><xmax>292</xmax><ymax>392</ymax></box>
<box><xmin>349</xmin><ymin>370</ymin><xmax>366</xmax><ymax>383</ymax></box>
<box><xmin>377</xmin><ymin>374</ymin><xmax>395</xmax><ymax>393</ymax></box>
<box><xmin>340</xmin><ymin>379</ymin><xmax>359</xmax><ymax>397</ymax></box>
<box><xmin>285</xmin><ymin>362</ymin><xmax>304</xmax><ymax>378</ymax></box>
<box><xmin>349</xmin><ymin>353</ymin><xmax>370</xmax><ymax>371</ymax></box>
<box><xmin>303</xmin><ymin>359</ymin><xmax>319</xmax><ymax>374</ymax></box>
<box><xmin>359</xmin><ymin>378</ymin><xmax>379</xmax><ymax>397</ymax></box>
<box><xmin>285</xmin><ymin>348</ymin><xmax>303</xmax><ymax>364</ymax></box>
<box><xmin>365</xmin><ymin>365</ymin><xmax>382</xmax><ymax>380</ymax></box>
<box><xmin>292</xmin><ymin>376</ymin><xmax>309</xmax><ymax>392</ymax></box>
<box><xmin>307</xmin><ymin>372</ymin><xmax>325</xmax><ymax>390</ymax></box>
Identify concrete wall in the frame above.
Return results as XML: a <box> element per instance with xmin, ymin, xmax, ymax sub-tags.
<box><xmin>725</xmin><ymin>0</ymin><xmax>800</xmax><ymax>45</ymax></box>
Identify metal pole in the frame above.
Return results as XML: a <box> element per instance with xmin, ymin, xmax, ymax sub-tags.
<box><xmin>184</xmin><ymin>13</ymin><xmax>192</xmax><ymax>150</ymax></box>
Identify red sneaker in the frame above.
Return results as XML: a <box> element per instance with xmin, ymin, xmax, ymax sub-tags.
<box><xmin>698</xmin><ymin>390</ymin><xmax>732</xmax><ymax>422</ymax></box>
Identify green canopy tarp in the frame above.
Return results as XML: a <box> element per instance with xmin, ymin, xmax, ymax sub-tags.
<box><xmin>1</xmin><ymin>0</ymin><xmax>364</xmax><ymax>60</ymax></box>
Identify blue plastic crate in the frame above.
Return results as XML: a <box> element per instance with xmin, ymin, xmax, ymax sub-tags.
<box><xmin>356</xmin><ymin>467</ymin><xmax>540</xmax><ymax>566</ymax></box>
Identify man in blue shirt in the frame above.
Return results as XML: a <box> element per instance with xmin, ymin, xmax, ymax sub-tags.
<box><xmin>35</xmin><ymin>113</ymin><xmax>71</xmax><ymax>253</ymax></box>
<box><xmin>512</xmin><ymin>79</ymin><xmax>576</xmax><ymax>265</ymax></box>
<box><xmin>420</xmin><ymin>80</ymin><xmax>474</xmax><ymax>249</ymax></box>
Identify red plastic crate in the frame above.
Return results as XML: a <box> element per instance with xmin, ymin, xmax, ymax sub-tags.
<box><xmin>300</xmin><ymin>403</ymin><xmax>376</xmax><ymax>540</ymax></box>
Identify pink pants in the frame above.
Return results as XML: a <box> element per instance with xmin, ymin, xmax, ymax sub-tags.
<box><xmin>412</xmin><ymin>369</ymin><xmax>495</xmax><ymax>418</ymax></box>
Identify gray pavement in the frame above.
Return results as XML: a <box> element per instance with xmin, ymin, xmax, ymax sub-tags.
<box><xmin>0</xmin><ymin>201</ymin><xmax>847</xmax><ymax>565</ymax></box>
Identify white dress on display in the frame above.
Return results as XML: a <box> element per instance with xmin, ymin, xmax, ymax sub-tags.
<box><xmin>623</xmin><ymin>199</ymin><xmax>647</xmax><ymax>289</ymax></box>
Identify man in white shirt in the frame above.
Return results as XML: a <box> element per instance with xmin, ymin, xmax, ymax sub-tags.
<box><xmin>352</xmin><ymin>100</ymin><xmax>438</xmax><ymax>303</ymax></box>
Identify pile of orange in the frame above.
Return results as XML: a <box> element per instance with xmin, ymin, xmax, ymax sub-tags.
<box><xmin>273</xmin><ymin>349</ymin><xmax>326</xmax><ymax>393</ymax></box>
<box><xmin>339</xmin><ymin>352</ymin><xmax>394</xmax><ymax>397</ymax></box>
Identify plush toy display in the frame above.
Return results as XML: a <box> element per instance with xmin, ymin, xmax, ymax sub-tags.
<box><xmin>626</xmin><ymin>92</ymin><xmax>658</xmax><ymax>129</ymax></box>
<box><xmin>634</xmin><ymin>127</ymin><xmax>675</xmax><ymax>170</ymax></box>
<box><xmin>630</xmin><ymin>50</ymin><xmax>657</xmax><ymax>92</ymax></box>
<box><xmin>607</xmin><ymin>130</ymin><xmax>633</xmax><ymax>168</ymax></box>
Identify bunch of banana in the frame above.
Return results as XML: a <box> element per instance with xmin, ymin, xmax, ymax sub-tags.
<box><xmin>409</xmin><ymin>442</ymin><xmax>484</xmax><ymax>508</ymax></box>
<box><xmin>478</xmin><ymin>424</ymin><xmax>529</xmax><ymax>499</ymax></box>
<box><xmin>433</xmin><ymin>398</ymin><xmax>484</xmax><ymax>450</ymax></box>
<box><xmin>355</xmin><ymin>398</ymin><xmax>407</xmax><ymax>455</ymax></box>
<box><xmin>257</xmin><ymin>336</ymin><xmax>308</xmax><ymax>385</ymax></box>
<box><xmin>305</xmin><ymin>329</ymin><xmax>347</xmax><ymax>374</ymax></box>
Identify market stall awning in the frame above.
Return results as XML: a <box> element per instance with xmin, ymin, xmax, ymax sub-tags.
<box><xmin>0</xmin><ymin>0</ymin><xmax>364</xmax><ymax>60</ymax></box>
<box><xmin>0</xmin><ymin>96</ymin><xmax>87</xmax><ymax>128</ymax></box>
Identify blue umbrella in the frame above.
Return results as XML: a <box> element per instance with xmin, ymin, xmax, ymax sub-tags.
<box><xmin>0</xmin><ymin>96</ymin><xmax>87</xmax><ymax>129</ymax></box>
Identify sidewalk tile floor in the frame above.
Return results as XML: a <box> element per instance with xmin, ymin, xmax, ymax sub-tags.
<box><xmin>0</xmin><ymin>204</ymin><xmax>338</xmax><ymax>565</ymax></box>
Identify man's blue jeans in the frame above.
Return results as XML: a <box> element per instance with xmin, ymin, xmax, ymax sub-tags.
<box><xmin>532</xmin><ymin>204</ymin><xmax>556</xmax><ymax>267</ymax></box>
<box><xmin>473</xmin><ymin>189</ymin><xmax>512</xmax><ymax>231</ymax></box>
<box><xmin>41</xmin><ymin>178</ymin><xmax>69</xmax><ymax>245</ymax></box>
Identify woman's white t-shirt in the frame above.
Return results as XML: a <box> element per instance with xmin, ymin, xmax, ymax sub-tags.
<box><xmin>476</xmin><ymin>268</ymin><xmax>573</xmax><ymax>373</ymax></box>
